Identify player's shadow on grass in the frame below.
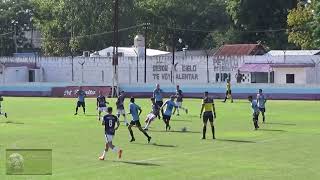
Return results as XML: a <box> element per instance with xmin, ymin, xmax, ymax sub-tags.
<box><xmin>149</xmin><ymin>130</ymin><xmax>200</xmax><ymax>134</ymax></box>
<box><xmin>83</xmin><ymin>114</ymin><xmax>97</xmax><ymax>117</ymax></box>
<box><xmin>259</xmin><ymin>129</ymin><xmax>287</xmax><ymax>132</ymax></box>
<box><xmin>216</xmin><ymin>139</ymin><xmax>256</xmax><ymax>143</ymax></box>
<box><xmin>0</xmin><ymin>121</ymin><xmax>24</xmax><ymax>125</ymax></box>
<box><xmin>115</xmin><ymin>161</ymin><xmax>160</xmax><ymax>166</ymax></box>
<box><xmin>171</xmin><ymin>119</ymin><xmax>192</xmax><ymax>122</ymax></box>
<box><xmin>134</xmin><ymin>142</ymin><xmax>177</xmax><ymax>148</ymax></box>
<box><xmin>265</xmin><ymin>122</ymin><xmax>296</xmax><ymax>126</ymax></box>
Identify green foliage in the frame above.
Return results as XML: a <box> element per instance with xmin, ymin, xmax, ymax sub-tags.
<box><xmin>226</xmin><ymin>0</ymin><xmax>298</xmax><ymax>49</ymax></box>
<box><xmin>135</xmin><ymin>0</ymin><xmax>231</xmax><ymax>50</ymax></box>
<box><xmin>0</xmin><ymin>0</ymin><xmax>34</xmax><ymax>56</ymax></box>
<box><xmin>313</xmin><ymin>0</ymin><xmax>320</xmax><ymax>47</ymax></box>
<box><xmin>287</xmin><ymin>2</ymin><xmax>316</xmax><ymax>49</ymax></box>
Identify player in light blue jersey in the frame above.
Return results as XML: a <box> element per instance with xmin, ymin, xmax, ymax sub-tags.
<box><xmin>161</xmin><ymin>95</ymin><xmax>178</xmax><ymax>131</ymax></box>
<box><xmin>248</xmin><ymin>96</ymin><xmax>260</xmax><ymax>130</ymax></box>
<box><xmin>153</xmin><ymin>84</ymin><xmax>164</xmax><ymax>119</ymax></box>
<box><xmin>257</xmin><ymin>89</ymin><xmax>267</xmax><ymax>123</ymax></box>
<box><xmin>127</xmin><ymin>97</ymin><xmax>152</xmax><ymax>143</ymax></box>
<box><xmin>74</xmin><ymin>86</ymin><xmax>86</xmax><ymax>115</ymax></box>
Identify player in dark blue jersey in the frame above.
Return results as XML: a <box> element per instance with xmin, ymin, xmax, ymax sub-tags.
<box><xmin>74</xmin><ymin>87</ymin><xmax>86</xmax><ymax>115</ymax></box>
<box><xmin>96</xmin><ymin>91</ymin><xmax>109</xmax><ymax>121</ymax></box>
<box><xmin>175</xmin><ymin>85</ymin><xmax>188</xmax><ymax>116</ymax></box>
<box><xmin>99</xmin><ymin>107</ymin><xmax>123</xmax><ymax>160</ymax></box>
<box><xmin>116</xmin><ymin>91</ymin><xmax>129</xmax><ymax>126</ymax></box>
<box><xmin>0</xmin><ymin>96</ymin><xmax>7</xmax><ymax>118</ymax></box>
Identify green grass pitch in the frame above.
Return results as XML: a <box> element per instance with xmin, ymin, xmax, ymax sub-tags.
<box><xmin>0</xmin><ymin>97</ymin><xmax>320</xmax><ymax>180</ymax></box>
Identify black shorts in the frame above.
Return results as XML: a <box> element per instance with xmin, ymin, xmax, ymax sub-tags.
<box><xmin>156</xmin><ymin>101</ymin><xmax>163</xmax><ymax>108</ymax></box>
<box><xmin>77</xmin><ymin>101</ymin><xmax>85</xmax><ymax>107</ymax></box>
<box><xmin>259</xmin><ymin>108</ymin><xmax>266</xmax><ymax>113</ymax></box>
<box><xmin>163</xmin><ymin>114</ymin><xmax>171</xmax><ymax>120</ymax></box>
<box><xmin>203</xmin><ymin>111</ymin><xmax>214</xmax><ymax>123</ymax></box>
<box><xmin>226</xmin><ymin>90</ymin><xmax>232</xmax><ymax>95</ymax></box>
<box><xmin>253</xmin><ymin>112</ymin><xmax>259</xmax><ymax>121</ymax></box>
<box><xmin>130</xmin><ymin>120</ymin><xmax>141</xmax><ymax>127</ymax></box>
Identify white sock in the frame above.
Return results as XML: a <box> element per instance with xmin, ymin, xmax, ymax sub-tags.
<box><xmin>123</xmin><ymin>116</ymin><xmax>128</xmax><ymax>123</ymax></box>
<box><xmin>145</xmin><ymin>120</ymin><xmax>151</xmax><ymax>129</ymax></box>
<box><xmin>112</xmin><ymin>147</ymin><xmax>119</xmax><ymax>153</ymax></box>
<box><xmin>102</xmin><ymin>150</ymin><xmax>106</xmax><ymax>157</ymax></box>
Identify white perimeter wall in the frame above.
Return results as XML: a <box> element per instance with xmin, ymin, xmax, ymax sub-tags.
<box><xmin>0</xmin><ymin>55</ymin><xmax>320</xmax><ymax>85</ymax></box>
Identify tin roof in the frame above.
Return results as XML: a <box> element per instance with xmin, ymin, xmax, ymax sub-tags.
<box><xmin>214</xmin><ymin>44</ymin><xmax>267</xmax><ymax>56</ymax></box>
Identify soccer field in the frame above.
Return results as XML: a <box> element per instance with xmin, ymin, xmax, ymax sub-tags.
<box><xmin>0</xmin><ymin>97</ymin><xmax>320</xmax><ymax>180</ymax></box>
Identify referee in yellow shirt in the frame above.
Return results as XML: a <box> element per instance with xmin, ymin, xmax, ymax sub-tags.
<box><xmin>200</xmin><ymin>92</ymin><xmax>216</xmax><ymax>139</ymax></box>
<box><xmin>223</xmin><ymin>79</ymin><xmax>233</xmax><ymax>103</ymax></box>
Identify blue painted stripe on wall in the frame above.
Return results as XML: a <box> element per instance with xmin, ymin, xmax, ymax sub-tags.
<box><xmin>120</xmin><ymin>85</ymin><xmax>320</xmax><ymax>94</ymax></box>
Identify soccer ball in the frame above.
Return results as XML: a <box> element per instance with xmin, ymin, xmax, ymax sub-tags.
<box><xmin>7</xmin><ymin>153</ymin><xmax>24</xmax><ymax>174</ymax></box>
<box><xmin>181</xmin><ymin>127</ymin><xmax>188</xmax><ymax>132</ymax></box>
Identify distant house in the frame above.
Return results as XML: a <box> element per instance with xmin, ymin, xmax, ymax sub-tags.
<box><xmin>214</xmin><ymin>44</ymin><xmax>267</xmax><ymax>56</ymax></box>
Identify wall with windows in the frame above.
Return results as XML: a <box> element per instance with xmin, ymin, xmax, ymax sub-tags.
<box><xmin>273</xmin><ymin>68</ymin><xmax>306</xmax><ymax>85</ymax></box>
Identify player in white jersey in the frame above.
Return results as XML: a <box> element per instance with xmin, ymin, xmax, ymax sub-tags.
<box><xmin>144</xmin><ymin>97</ymin><xmax>160</xmax><ymax>131</ymax></box>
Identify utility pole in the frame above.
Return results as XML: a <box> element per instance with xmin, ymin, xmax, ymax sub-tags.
<box><xmin>171</xmin><ymin>30</ymin><xmax>175</xmax><ymax>83</ymax></box>
<box><xmin>144</xmin><ymin>23</ymin><xmax>149</xmax><ymax>83</ymax></box>
<box><xmin>13</xmin><ymin>23</ymin><xmax>18</xmax><ymax>53</ymax></box>
<box><xmin>112</xmin><ymin>0</ymin><xmax>119</xmax><ymax>97</ymax></box>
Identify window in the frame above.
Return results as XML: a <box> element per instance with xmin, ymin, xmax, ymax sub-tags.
<box><xmin>251</xmin><ymin>72</ymin><xmax>268</xmax><ymax>83</ymax></box>
<box><xmin>29</xmin><ymin>70</ymin><xmax>35</xmax><ymax>82</ymax></box>
<box><xmin>286</xmin><ymin>74</ymin><xmax>295</xmax><ymax>84</ymax></box>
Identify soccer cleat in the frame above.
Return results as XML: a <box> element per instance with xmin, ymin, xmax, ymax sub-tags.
<box><xmin>147</xmin><ymin>137</ymin><xmax>152</xmax><ymax>143</ymax></box>
<box><xmin>202</xmin><ymin>137</ymin><xmax>206</xmax><ymax>140</ymax></box>
<box><xmin>177</xmin><ymin>114</ymin><xmax>180</xmax><ymax>116</ymax></box>
<box><xmin>143</xmin><ymin>128</ymin><xmax>148</xmax><ymax>131</ymax></box>
<box><xmin>213</xmin><ymin>137</ymin><xmax>216</xmax><ymax>140</ymax></box>
<box><xmin>186</xmin><ymin>109</ymin><xmax>188</xmax><ymax>114</ymax></box>
<box><xmin>4</xmin><ymin>113</ymin><xmax>7</xmax><ymax>118</ymax></box>
<box><xmin>118</xmin><ymin>149</ymin><xmax>123</xmax><ymax>159</ymax></box>
<box><xmin>168</xmin><ymin>125</ymin><xmax>171</xmax><ymax>131</ymax></box>
<box><xmin>130</xmin><ymin>138</ymin><xmax>135</xmax><ymax>142</ymax></box>
<box><xmin>99</xmin><ymin>156</ymin><xmax>105</xmax><ymax>160</ymax></box>
<box><xmin>74</xmin><ymin>113</ymin><xmax>78</xmax><ymax>115</ymax></box>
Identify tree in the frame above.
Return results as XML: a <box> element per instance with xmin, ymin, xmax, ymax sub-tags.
<box><xmin>313</xmin><ymin>0</ymin><xmax>320</xmax><ymax>48</ymax></box>
<box><xmin>287</xmin><ymin>1</ymin><xmax>316</xmax><ymax>49</ymax></box>
<box><xmin>135</xmin><ymin>0</ymin><xmax>231</xmax><ymax>50</ymax></box>
<box><xmin>226</xmin><ymin>0</ymin><xmax>298</xmax><ymax>49</ymax></box>
<box><xmin>32</xmin><ymin>0</ymin><xmax>136</xmax><ymax>56</ymax></box>
<box><xmin>0</xmin><ymin>0</ymin><xmax>34</xmax><ymax>56</ymax></box>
